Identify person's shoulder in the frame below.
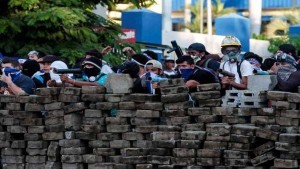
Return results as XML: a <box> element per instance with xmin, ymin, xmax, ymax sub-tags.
<box><xmin>241</xmin><ymin>59</ymin><xmax>252</xmax><ymax>66</ymax></box>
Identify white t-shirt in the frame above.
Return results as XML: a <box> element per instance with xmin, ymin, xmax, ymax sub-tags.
<box><xmin>219</xmin><ymin>60</ymin><xmax>253</xmax><ymax>84</ymax></box>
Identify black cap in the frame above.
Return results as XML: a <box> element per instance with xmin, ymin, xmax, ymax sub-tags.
<box><xmin>82</xmin><ymin>56</ymin><xmax>102</xmax><ymax>70</ymax></box>
<box><xmin>85</xmin><ymin>49</ymin><xmax>103</xmax><ymax>59</ymax></box>
<box><xmin>131</xmin><ymin>54</ymin><xmax>150</xmax><ymax>66</ymax></box>
<box><xmin>39</xmin><ymin>55</ymin><xmax>59</xmax><ymax>63</ymax></box>
<box><xmin>187</xmin><ymin>43</ymin><xmax>210</xmax><ymax>55</ymax></box>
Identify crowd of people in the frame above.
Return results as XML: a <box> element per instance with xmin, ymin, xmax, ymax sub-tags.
<box><xmin>0</xmin><ymin>36</ymin><xmax>299</xmax><ymax>96</ymax></box>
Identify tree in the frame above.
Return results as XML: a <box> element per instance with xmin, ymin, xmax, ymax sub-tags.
<box><xmin>0</xmin><ymin>0</ymin><xmax>154</xmax><ymax>65</ymax></box>
<box><xmin>185</xmin><ymin>0</ymin><xmax>236</xmax><ymax>33</ymax></box>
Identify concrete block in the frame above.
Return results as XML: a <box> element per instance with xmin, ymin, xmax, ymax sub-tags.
<box><xmin>176</xmin><ymin>140</ymin><xmax>201</xmax><ymax>149</ymax></box>
<box><xmin>81</xmin><ymin>94</ymin><xmax>105</xmax><ymax>102</ymax></box>
<box><xmin>267</xmin><ymin>91</ymin><xmax>289</xmax><ymax>101</ymax></box>
<box><xmin>196</xmin><ymin>158</ymin><xmax>221</xmax><ymax>166</ymax></box>
<box><xmin>191</xmin><ymin>91</ymin><xmax>221</xmax><ymax>100</ymax></box>
<box><xmin>196</xmin><ymin>83</ymin><xmax>221</xmax><ymax>91</ymax></box>
<box><xmin>223</xmin><ymin>150</ymin><xmax>250</xmax><ymax>159</ymax></box>
<box><xmin>81</xmin><ymin>86</ymin><xmax>106</xmax><ymax>94</ymax></box>
<box><xmin>161</xmin><ymin>93</ymin><xmax>189</xmax><ymax>103</ymax></box>
<box><xmin>136</xmin><ymin>102</ymin><xmax>163</xmax><ymax>110</ymax></box>
<box><xmin>197</xmin><ymin>149</ymin><xmax>222</xmax><ymax>158</ymax></box>
<box><xmin>105</xmin><ymin>74</ymin><xmax>133</xmax><ymax>94</ymax></box>
<box><xmin>160</xmin><ymin>86</ymin><xmax>189</xmax><ymax>95</ymax></box>
<box><xmin>159</xmin><ymin>78</ymin><xmax>185</xmax><ymax>88</ymax></box>
<box><xmin>274</xmin><ymin>159</ymin><xmax>298</xmax><ymax>168</ymax></box>
<box><xmin>248</xmin><ymin>75</ymin><xmax>277</xmax><ymax>91</ymax></box>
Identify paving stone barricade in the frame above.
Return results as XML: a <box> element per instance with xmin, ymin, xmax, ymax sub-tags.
<box><xmin>0</xmin><ymin>79</ymin><xmax>300</xmax><ymax>169</ymax></box>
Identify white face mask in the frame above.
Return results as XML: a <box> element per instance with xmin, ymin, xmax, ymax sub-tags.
<box><xmin>50</xmin><ymin>69</ymin><xmax>61</xmax><ymax>83</ymax></box>
<box><xmin>191</xmin><ymin>55</ymin><xmax>201</xmax><ymax>63</ymax></box>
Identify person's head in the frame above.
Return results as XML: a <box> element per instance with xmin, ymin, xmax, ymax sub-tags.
<box><xmin>143</xmin><ymin>50</ymin><xmax>158</xmax><ymax>60</ymax></box>
<box><xmin>1</xmin><ymin>58</ymin><xmax>22</xmax><ymax>82</ymax></box>
<box><xmin>244</xmin><ymin>52</ymin><xmax>262</xmax><ymax>70</ymax></box>
<box><xmin>49</xmin><ymin>61</ymin><xmax>69</xmax><ymax>82</ymax></box>
<box><xmin>22</xmin><ymin>60</ymin><xmax>40</xmax><ymax>77</ymax></box>
<box><xmin>118</xmin><ymin>61</ymin><xmax>140</xmax><ymax>79</ymax></box>
<box><xmin>27</xmin><ymin>51</ymin><xmax>39</xmax><ymax>61</ymax></box>
<box><xmin>186</xmin><ymin>43</ymin><xmax>209</xmax><ymax>62</ymax></box>
<box><xmin>163</xmin><ymin>56</ymin><xmax>175</xmax><ymax>70</ymax></box>
<box><xmin>38</xmin><ymin>55</ymin><xmax>59</xmax><ymax>73</ymax></box>
<box><xmin>221</xmin><ymin>36</ymin><xmax>242</xmax><ymax>62</ymax></box>
<box><xmin>145</xmin><ymin>60</ymin><xmax>163</xmax><ymax>76</ymax></box>
<box><xmin>131</xmin><ymin>54</ymin><xmax>150</xmax><ymax>76</ymax></box>
<box><xmin>85</xmin><ymin>49</ymin><xmax>102</xmax><ymax>59</ymax></box>
<box><xmin>278</xmin><ymin>44</ymin><xmax>298</xmax><ymax>61</ymax></box>
<box><xmin>261</xmin><ymin>58</ymin><xmax>276</xmax><ymax>71</ymax></box>
<box><xmin>82</xmin><ymin>57</ymin><xmax>102</xmax><ymax>82</ymax></box>
<box><xmin>176</xmin><ymin>55</ymin><xmax>195</xmax><ymax>69</ymax></box>
<box><xmin>176</xmin><ymin>56</ymin><xmax>195</xmax><ymax>80</ymax></box>
<box><xmin>2</xmin><ymin>58</ymin><xmax>20</xmax><ymax>69</ymax></box>
<box><xmin>275</xmin><ymin>52</ymin><xmax>298</xmax><ymax>67</ymax></box>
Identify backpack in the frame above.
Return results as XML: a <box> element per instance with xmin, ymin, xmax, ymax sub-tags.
<box><xmin>222</xmin><ymin>60</ymin><xmax>244</xmax><ymax>79</ymax></box>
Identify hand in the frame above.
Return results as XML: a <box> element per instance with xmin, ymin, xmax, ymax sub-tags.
<box><xmin>101</xmin><ymin>46</ymin><xmax>112</xmax><ymax>55</ymax></box>
<box><xmin>60</xmin><ymin>74</ymin><xmax>71</xmax><ymax>83</ymax></box>
<box><xmin>47</xmin><ymin>80</ymin><xmax>57</xmax><ymax>87</ymax></box>
<box><xmin>270</xmin><ymin>62</ymin><xmax>279</xmax><ymax>74</ymax></box>
<box><xmin>221</xmin><ymin>76</ymin><xmax>235</xmax><ymax>85</ymax></box>
<box><xmin>185</xmin><ymin>80</ymin><xmax>200</xmax><ymax>89</ymax></box>
<box><xmin>122</xmin><ymin>47</ymin><xmax>136</xmax><ymax>56</ymax></box>
<box><xmin>152</xmin><ymin>82</ymin><xmax>159</xmax><ymax>89</ymax></box>
<box><xmin>1</xmin><ymin>73</ymin><xmax>13</xmax><ymax>85</ymax></box>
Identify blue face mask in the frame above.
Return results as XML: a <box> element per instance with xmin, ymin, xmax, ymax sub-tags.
<box><xmin>179</xmin><ymin>68</ymin><xmax>194</xmax><ymax>80</ymax></box>
<box><xmin>2</xmin><ymin>68</ymin><xmax>22</xmax><ymax>82</ymax></box>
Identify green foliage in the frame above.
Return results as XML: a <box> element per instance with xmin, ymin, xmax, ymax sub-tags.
<box><xmin>252</xmin><ymin>34</ymin><xmax>268</xmax><ymax>40</ymax></box>
<box><xmin>0</xmin><ymin>0</ymin><xmax>154</xmax><ymax>66</ymax></box>
<box><xmin>267</xmin><ymin>35</ymin><xmax>300</xmax><ymax>54</ymax></box>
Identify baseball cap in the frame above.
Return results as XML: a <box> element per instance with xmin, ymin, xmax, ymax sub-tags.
<box><xmin>82</xmin><ymin>56</ymin><xmax>102</xmax><ymax>70</ymax></box>
<box><xmin>163</xmin><ymin>56</ymin><xmax>175</xmax><ymax>62</ymax></box>
<box><xmin>131</xmin><ymin>54</ymin><xmax>150</xmax><ymax>66</ymax></box>
<box><xmin>145</xmin><ymin>60</ymin><xmax>163</xmax><ymax>70</ymax></box>
<box><xmin>186</xmin><ymin>43</ymin><xmax>210</xmax><ymax>55</ymax></box>
<box><xmin>39</xmin><ymin>55</ymin><xmax>59</xmax><ymax>63</ymax></box>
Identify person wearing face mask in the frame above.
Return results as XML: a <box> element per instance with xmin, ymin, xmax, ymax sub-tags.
<box><xmin>60</xmin><ymin>57</ymin><xmax>107</xmax><ymax>87</ymax></box>
<box><xmin>32</xmin><ymin>55</ymin><xmax>59</xmax><ymax>88</ymax></box>
<box><xmin>46</xmin><ymin>61</ymin><xmax>73</xmax><ymax>87</ymax></box>
<box><xmin>186</xmin><ymin>43</ymin><xmax>220</xmax><ymax>72</ymax></box>
<box><xmin>219</xmin><ymin>36</ymin><xmax>253</xmax><ymax>90</ymax></box>
<box><xmin>0</xmin><ymin>58</ymin><xmax>36</xmax><ymax>95</ymax></box>
<box><xmin>272</xmin><ymin>52</ymin><xmax>300</xmax><ymax>92</ymax></box>
<box><xmin>176</xmin><ymin>56</ymin><xmax>219</xmax><ymax>92</ymax></box>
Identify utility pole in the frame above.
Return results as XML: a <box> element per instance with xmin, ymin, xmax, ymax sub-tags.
<box><xmin>207</xmin><ymin>0</ymin><xmax>212</xmax><ymax>35</ymax></box>
<box><xmin>162</xmin><ymin>0</ymin><xmax>172</xmax><ymax>31</ymax></box>
<box><xmin>249</xmin><ymin>0</ymin><xmax>262</xmax><ymax>35</ymax></box>
<box><xmin>184</xmin><ymin>0</ymin><xmax>192</xmax><ymax>32</ymax></box>
<box><xmin>199</xmin><ymin>0</ymin><xmax>203</xmax><ymax>33</ymax></box>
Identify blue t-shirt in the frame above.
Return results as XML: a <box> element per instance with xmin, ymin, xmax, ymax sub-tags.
<box><xmin>14</xmin><ymin>74</ymin><xmax>36</xmax><ymax>94</ymax></box>
<box><xmin>82</xmin><ymin>73</ymin><xmax>107</xmax><ymax>86</ymax></box>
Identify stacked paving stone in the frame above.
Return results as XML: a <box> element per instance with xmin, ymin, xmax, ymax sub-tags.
<box><xmin>1</xmin><ymin>76</ymin><xmax>300</xmax><ymax>169</ymax></box>
<box><xmin>267</xmin><ymin>91</ymin><xmax>300</xmax><ymax>169</ymax></box>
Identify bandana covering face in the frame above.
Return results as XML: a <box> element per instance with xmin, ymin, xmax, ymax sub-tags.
<box><xmin>277</xmin><ymin>64</ymin><xmax>297</xmax><ymax>81</ymax></box>
<box><xmin>179</xmin><ymin>68</ymin><xmax>194</xmax><ymax>80</ymax></box>
<box><xmin>2</xmin><ymin>68</ymin><xmax>22</xmax><ymax>82</ymax></box>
